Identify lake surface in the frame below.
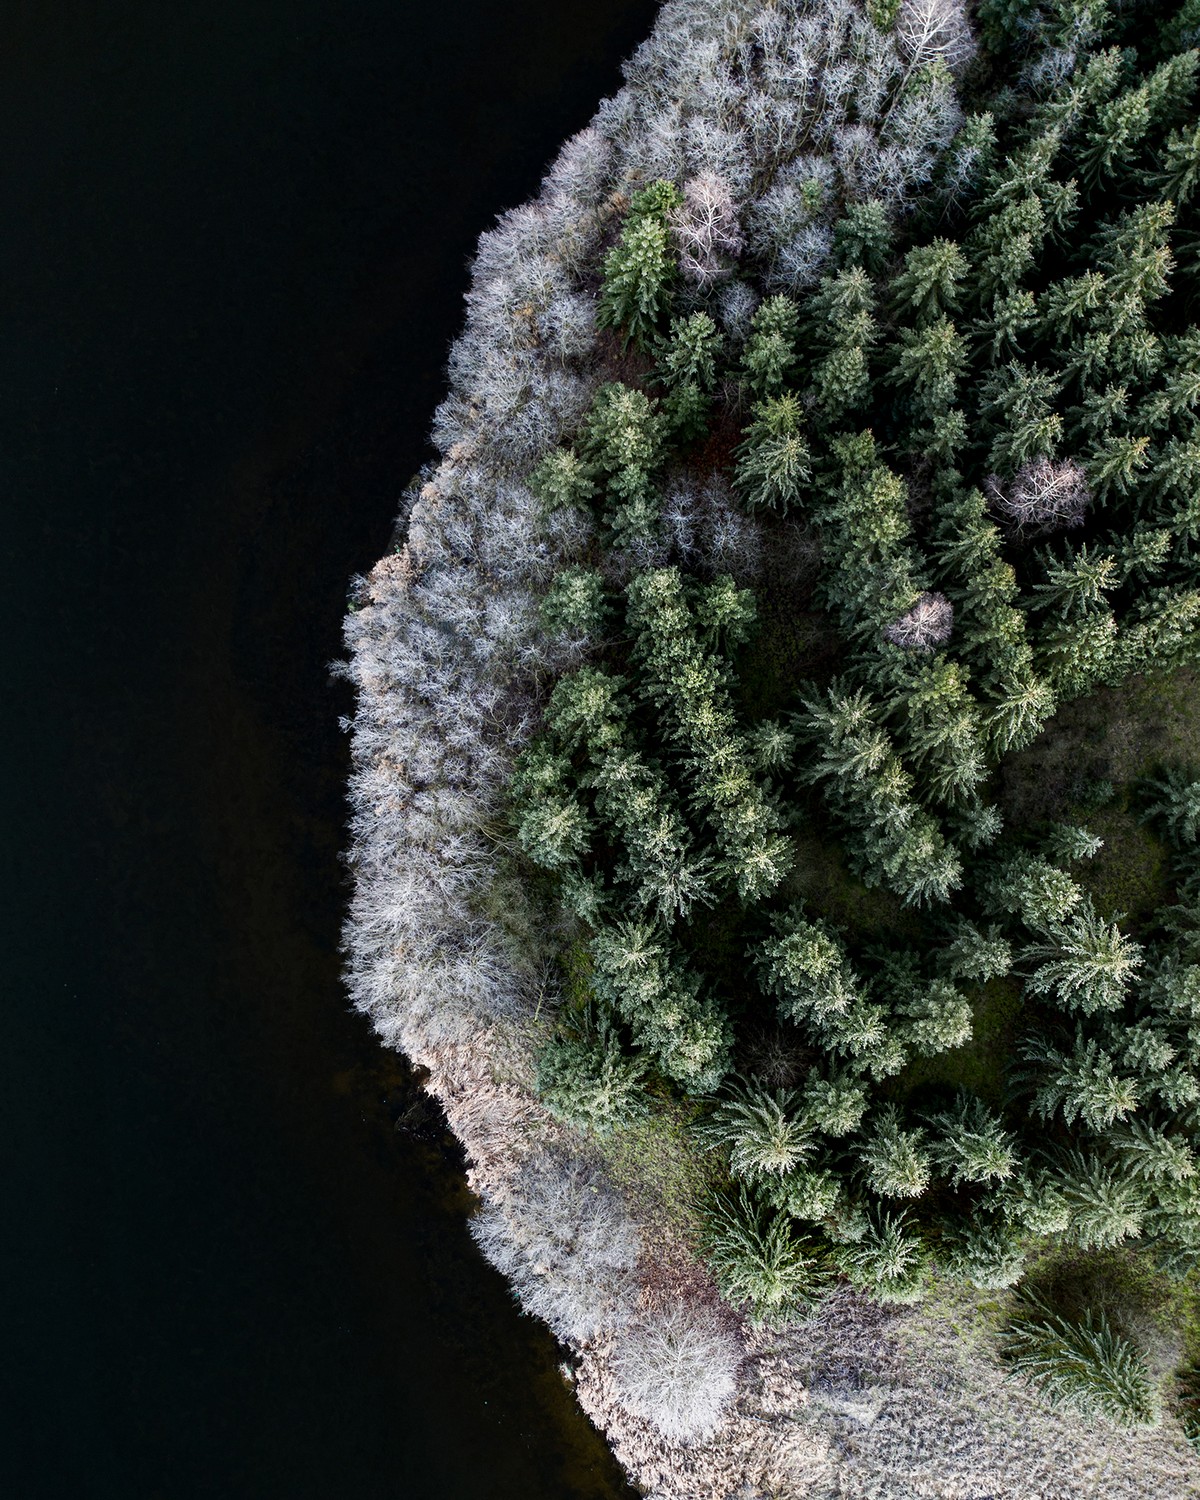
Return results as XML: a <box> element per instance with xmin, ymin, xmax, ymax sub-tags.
<box><xmin>1</xmin><ymin>3</ymin><xmax>655</xmax><ymax>1495</ymax></box>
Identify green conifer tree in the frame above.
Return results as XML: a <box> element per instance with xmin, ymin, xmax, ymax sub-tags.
<box><xmin>597</xmin><ymin>181</ymin><xmax>683</xmax><ymax>348</ymax></box>
<box><xmin>832</xmin><ymin>1207</ymin><xmax>927</xmax><ymax>1304</ymax></box>
<box><xmin>1023</xmin><ymin>899</ymin><xmax>1144</xmax><ymax>1015</ymax></box>
<box><xmin>698</xmin><ymin>1078</ymin><xmax>816</xmax><ymax>1181</ymax></box>
<box><xmin>1002</xmin><ymin>1301</ymin><xmax>1160</xmax><ymax>1427</ymax></box>
<box><xmin>741</xmin><ymin>294</ymin><xmax>799</xmax><ymax>395</ymax></box>
<box><xmin>733</xmin><ymin>393</ymin><xmax>811</xmax><ymax>513</ymax></box>
<box><xmin>703</xmin><ymin>1188</ymin><xmax>833</xmax><ymax>1326</ymax></box>
<box><xmin>539</xmin><ymin>566</ymin><xmax>608</xmax><ymax>638</ymax></box>
<box><xmin>537</xmin><ymin>1004</ymin><xmax>650</xmax><ymax>1133</ymax></box>
<box><xmin>926</xmin><ymin>1092</ymin><xmax>1020</xmax><ymax>1186</ymax></box>
<box><xmin>859</xmin><ymin>1104</ymin><xmax>931</xmax><ymax>1198</ymax></box>
<box><xmin>1022</xmin><ymin>1032</ymin><xmax>1140</xmax><ymax>1132</ymax></box>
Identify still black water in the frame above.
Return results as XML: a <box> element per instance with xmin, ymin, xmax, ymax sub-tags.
<box><xmin>1</xmin><ymin>4</ymin><xmax>656</xmax><ymax>1495</ymax></box>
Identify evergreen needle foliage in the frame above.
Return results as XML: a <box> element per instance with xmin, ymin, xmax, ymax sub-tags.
<box><xmin>1001</xmin><ymin>1301</ymin><xmax>1161</xmax><ymax>1429</ymax></box>
<box><xmin>537</xmin><ymin>1004</ymin><xmax>651</xmax><ymax>1134</ymax></box>
<box><xmin>698</xmin><ymin>1077</ymin><xmax>817</xmax><ymax>1181</ymax></box>
<box><xmin>703</xmin><ymin>1187</ymin><xmax>834</xmax><ymax>1327</ymax></box>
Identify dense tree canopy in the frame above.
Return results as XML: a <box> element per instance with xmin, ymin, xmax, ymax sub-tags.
<box><xmin>505</xmin><ymin>3</ymin><xmax>1200</xmax><ymax>1403</ymax></box>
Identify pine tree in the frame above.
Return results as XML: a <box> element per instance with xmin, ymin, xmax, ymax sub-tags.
<box><xmin>537</xmin><ymin>1004</ymin><xmax>650</xmax><ymax>1133</ymax></box>
<box><xmin>813</xmin><ymin>434</ymin><xmax>926</xmax><ymax>645</ymax></box>
<box><xmin>1088</xmin><ymin>432</ymin><xmax>1151</xmax><ymax>501</ymax></box>
<box><xmin>887</xmin><ymin>654</ymin><xmax>989</xmax><ymax>806</ymax></box>
<box><xmin>741</xmin><ymin>294</ymin><xmax>799</xmax><ymax>396</ymax></box>
<box><xmin>747</xmin><ymin>718</ymin><xmax>796</xmax><ymax>774</ymax></box>
<box><xmin>832</xmin><ymin>199</ymin><xmax>892</xmax><ymax>276</ymax></box>
<box><xmin>702</xmin><ymin>1188</ymin><xmax>833</xmax><ymax>1327</ymax></box>
<box><xmin>1111</xmin><ymin>587</ymin><xmax>1200</xmax><ymax>684</ymax></box>
<box><xmin>766</xmin><ymin>1165</ymin><xmax>842</xmax><ymax>1223</ymax></box>
<box><xmin>926</xmin><ymin>1092</ymin><xmax>1020</xmax><ymax>1186</ymax></box>
<box><xmin>949</xmin><ymin>797</ymin><xmax>1005</xmax><ymax>852</ymax></box>
<box><xmin>940</xmin><ymin>1216</ymin><xmax>1026</xmax><ymax>1289</ymax></box>
<box><xmin>888</xmin><ymin>315</ymin><xmax>967</xmax><ymax>425</ymax></box>
<box><xmin>627</xmin><ymin>568</ymin><xmax>793</xmax><ymax>901</ymax></box>
<box><xmin>794</xmin><ymin>681</ymin><xmax>964</xmax><ymax>907</ymax></box>
<box><xmin>1002</xmin><ymin>1301</ymin><xmax>1161</xmax><ymax>1428</ymax></box>
<box><xmin>1081</xmin><ymin>52</ymin><xmax>1200</xmax><ymax>185</ymax></box>
<box><xmin>1002</xmin><ymin>1167</ymin><xmax>1071</xmax><ymax>1238</ymax></box>
<box><xmin>985</xmin><ymin>670</ymin><xmax>1058</xmax><ymax>755</ymax></box>
<box><xmin>539</xmin><ymin>566</ymin><xmax>608</xmax><ymax>638</ymax></box>
<box><xmin>545</xmin><ymin>666</ymin><xmax>628</xmax><ymax>751</ymax></box>
<box><xmin>589</xmin><ymin>919</ymin><xmax>731</xmax><ymax>1092</ymax></box>
<box><xmin>803</xmin><ymin>1069</ymin><xmax>869</xmax><ymax>1137</ymax></box>
<box><xmin>597</xmin><ymin>181</ymin><xmax>683</xmax><ymax>348</ymax></box>
<box><xmin>1023</xmin><ymin>899</ymin><xmax>1144</xmax><ymax>1015</ymax></box>
<box><xmin>808</xmin><ymin>269</ymin><xmax>877</xmax><ymax>421</ymax></box>
<box><xmin>1140</xmin><ymin>765</ymin><xmax>1200</xmax><ymax>845</ymax></box>
<box><xmin>542</xmin><ymin>665</ymin><xmax>723</xmax><ymax>925</ymax></box>
<box><xmin>698</xmin><ymin>1078</ymin><xmax>816</xmax><ymax>1181</ymax></box>
<box><xmin>821</xmin><ymin>997</ymin><xmax>906</xmax><ymax>1079</ymax></box>
<box><xmin>1037</xmin><ymin>606</ymin><xmax>1118</xmax><ymax>698</ymax></box>
<box><xmin>1030</xmin><ymin>543</ymin><xmax>1119</xmax><ymax>617</ymax></box>
<box><xmin>1114</xmin><ymin>1018</ymin><xmax>1178</xmax><ymax>1077</ymax></box>
<box><xmin>1043</xmin><ymin>822</ymin><xmax>1104</xmax><ymax>864</ymax></box>
<box><xmin>513</xmin><ymin>791</ymin><xmax>592</xmax><ymax>872</ymax></box>
<box><xmin>690</xmin><ymin>575</ymin><xmax>757</xmax><ymax>652</ymax></box>
<box><xmin>530</xmin><ymin>445</ymin><xmax>597</xmax><ymax>511</ymax></box>
<box><xmin>832</xmin><ymin>1206</ymin><xmax>927</xmax><ymax>1304</ymax></box>
<box><xmin>891</xmin><ymin>239</ymin><xmax>968</xmax><ymax>324</ymax></box>
<box><xmin>1153</xmin><ymin>118</ymin><xmax>1200</xmax><ymax>205</ymax></box>
<box><xmin>733</xmin><ymin>393</ymin><xmax>811</xmax><ymax>513</ymax></box>
<box><xmin>582</xmin><ymin>383</ymin><xmax>668</xmax><ymax>543</ymax></box>
<box><xmin>900</xmin><ymin>978</ymin><xmax>974</xmax><ymax>1056</ymax></box>
<box><xmin>655</xmin><ymin>311</ymin><xmax>724</xmax><ymax>441</ymax></box>
<box><xmin>1021</xmin><ymin>1031</ymin><xmax>1140</xmax><ymax>1132</ymax></box>
<box><xmin>940</xmin><ymin>919</ymin><xmax>1013</xmax><ymax>983</ymax></box>
<box><xmin>757</xmin><ymin>911</ymin><xmax>860</xmax><ymax>1026</ymax></box>
<box><xmin>859</xmin><ymin>1104</ymin><xmax>931</xmax><ymax>1198</ymax></box>
<box><xmin>1055</xmin><ymin>1148</ymin><xmax>1149</xmax><ymax>1249</ymax></box>
<box><xmin>984</xmin><ymin>851</ymin><xmax>1083</xmax><ymax>930</ymax></box>
<box><xmin>1104</xmin><ymin>1117</ymin><xmax>1196</xmax><ymax>1183</ymax></box>
<box><xmin>510</xmin><ymin>742</ymin><xmax>592</xmax><ymax>871</ymax></box>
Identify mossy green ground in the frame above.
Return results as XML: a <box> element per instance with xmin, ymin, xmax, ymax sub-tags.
<box><xmin>1000</xmin><ymin>665</ymin><xmax>1200</xmax><ymax>933</ymax></box>
<box><xmin>894</xmin><ymin>976</ymin><xmax>1025</xmax><ymax>1106</ymax></box>
<box><xmin>592</xmin><ymin>1096</ymin><xmax>719</xmax><ymax>1247</ymax></box>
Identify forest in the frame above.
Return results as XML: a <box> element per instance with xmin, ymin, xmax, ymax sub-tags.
<box><xmin>344</xmin><ymin>0</ymin><xmax>1200</xmax><ymax>1485</ymax></box>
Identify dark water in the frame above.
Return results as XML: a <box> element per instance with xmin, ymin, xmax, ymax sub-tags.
<box><xmin>1</xmin><ymin>3</ymin><xmax>656</xmax><ymax>1495</ymax></box>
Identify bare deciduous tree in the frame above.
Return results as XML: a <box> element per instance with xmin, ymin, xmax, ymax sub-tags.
<box><xmin>610</xmin><ymin>1303</ymin><xmax>743</xmax><ymax>1442</ymax></box>
<box><xmin>671</xmin><ymin>172</ymin><xmax>744</xmax><ymax>286</ymax></box>
<box><xmin>884</xmin><ymin>590</ymin><xmax>954</xmax><ymax>651</ymax></box>
<box><xmin>987</xmin><ymin>457</ymin><xmax>1091</xmax><ymax>533</ymax></box>
<box><xmin>895</xmin><ymin>0</ymin><xmax>976</xmax><ymax>76</ymax></box>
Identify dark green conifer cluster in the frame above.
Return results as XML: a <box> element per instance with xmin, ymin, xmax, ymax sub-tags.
<box><xmin>510</xmin><ymin>0</ymin><xmax>1200</xmax><ymax>1422</ymax></box>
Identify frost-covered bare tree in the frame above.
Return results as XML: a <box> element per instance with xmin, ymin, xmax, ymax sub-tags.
<box><xmin>470</xmin><ymin>1150</ymin><xmax>641</xmax><ymax>1342</ymax></box>
<box><xmin>895</xmin><ymin>0</ymin><xmax>977</xmax><ymax>77</ymax></box>
<box><xmin>599</xmin><ymin>0</ymin><xmax>967</xmax><ymax>292</ymax></box>
<box><xmin>987</xmin><ymin>457</ymin><xmax>1092</xmax><ymax>533</ymax></box>
<box><xmin>660</xmin><ymin>471</ymin><xmax>763</xmax><ymax>581</ymax></box>
<box><xmin>884</xmin><ymin>590</ymin><xmax>955</xmax><ymax>651</ymax></box>
<box><xmin>610</xmin><ymin>1303</ymin><xmax>743</xmax><ymax>1442</ymax></box>
<box><xmin>671</xmin><ymin>172</ymin><xmax>744</xmax><ymax>286</ymax></box>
